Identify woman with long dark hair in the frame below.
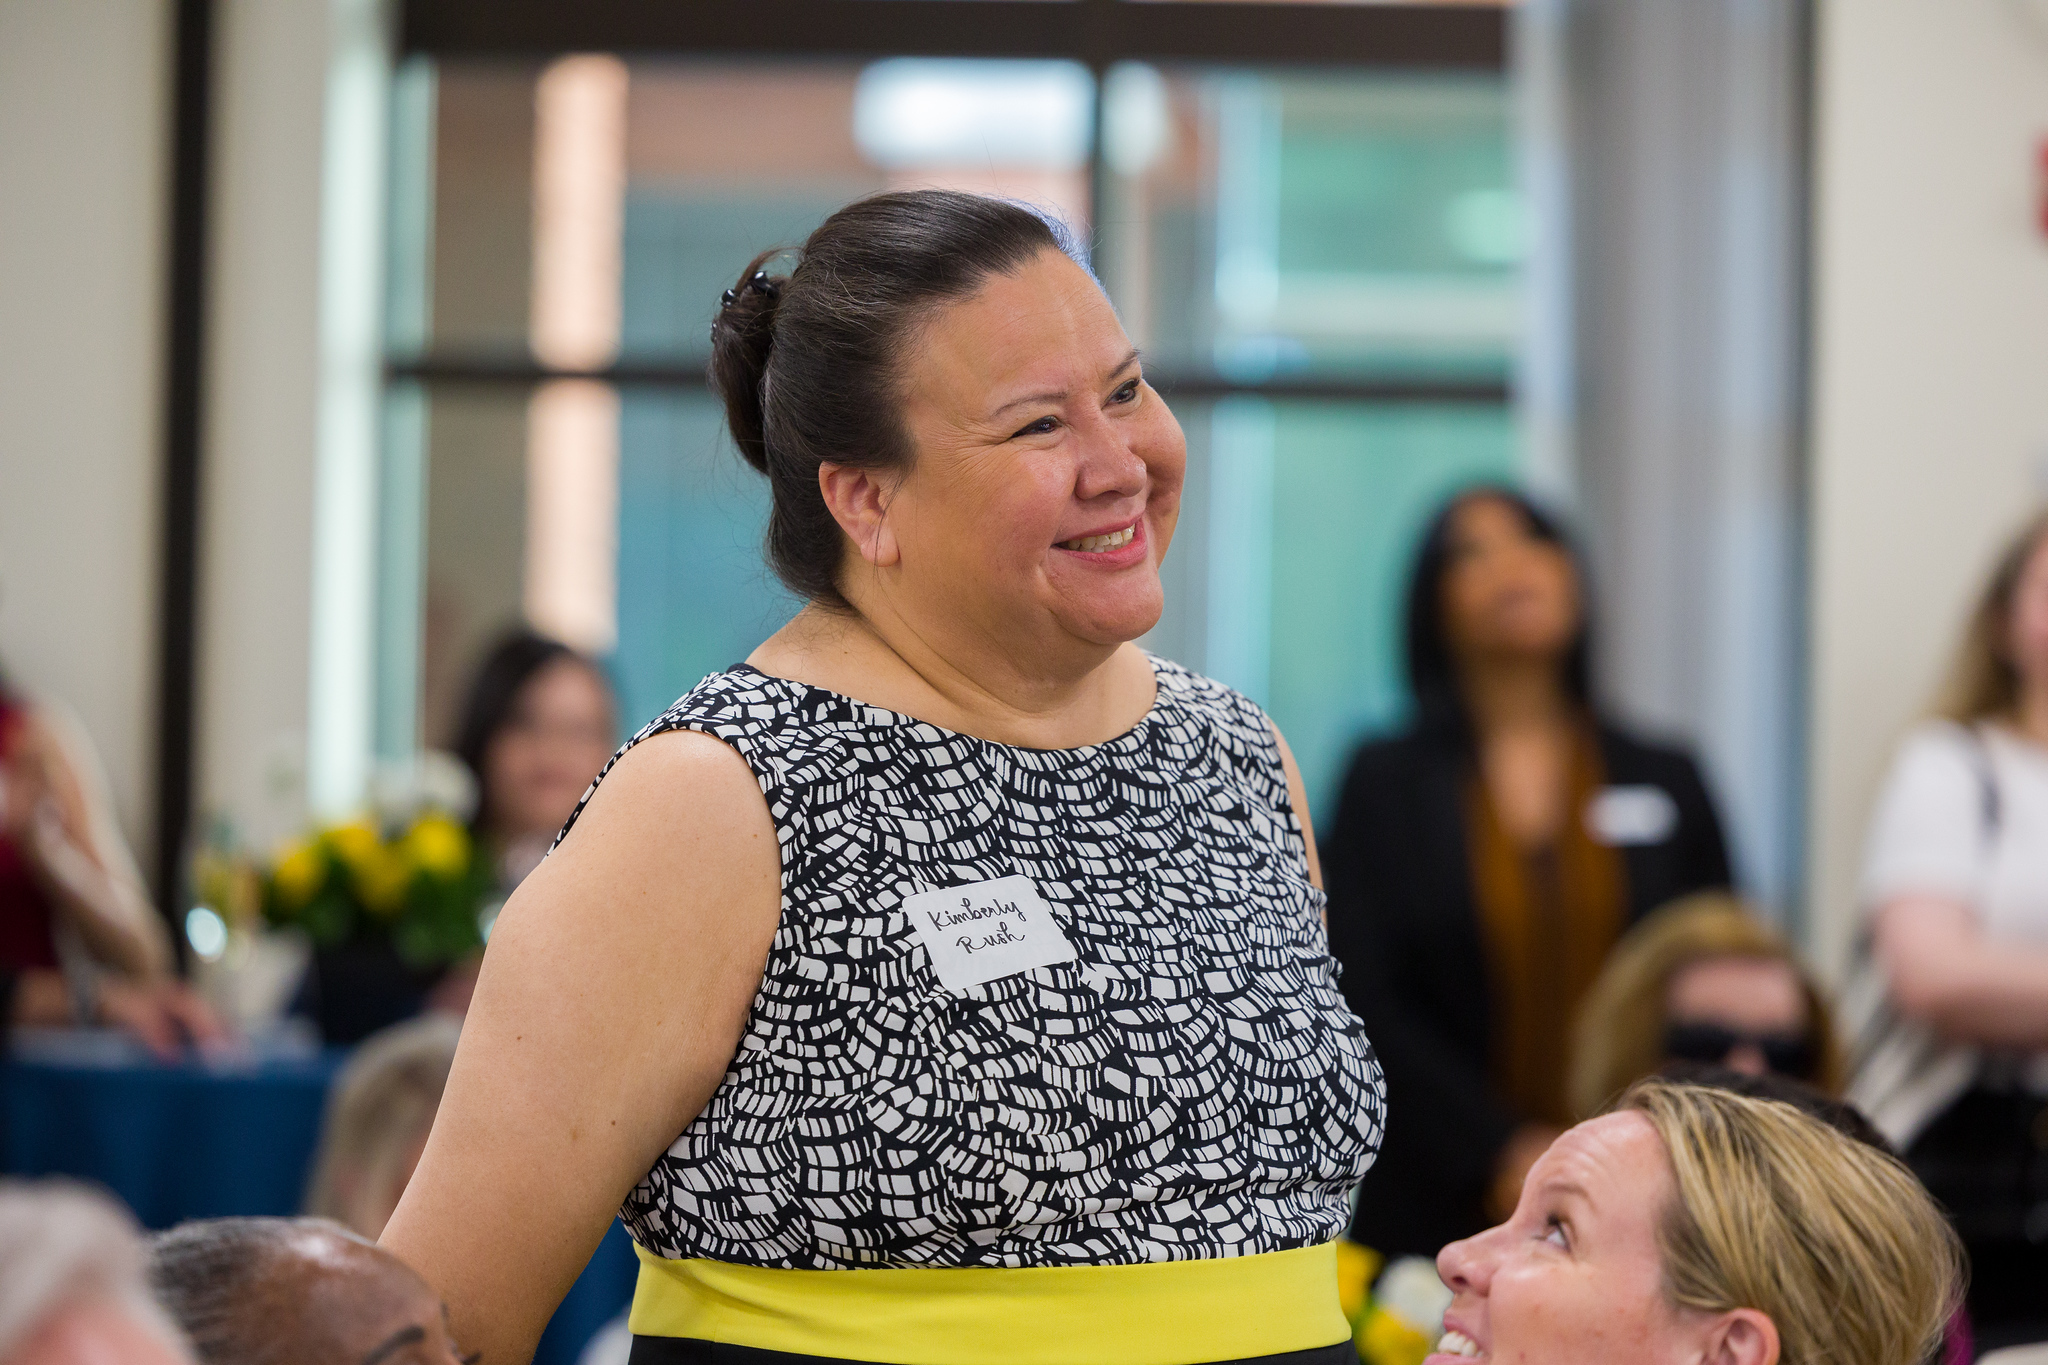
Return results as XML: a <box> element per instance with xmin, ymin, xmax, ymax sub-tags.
<box><xmin>1322</xmin><ymin>486</ymin><xmax>1729</xmax><ymax>1258</ymax></box>
<box><xmin>452</xmin><ymin>630</ymin><xmax>617</xmax><ymax>897</ymax></box>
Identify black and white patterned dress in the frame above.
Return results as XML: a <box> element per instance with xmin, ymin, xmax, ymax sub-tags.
<box><xmin>558</xmin><ymin>656</ymin><xmax>1385</xmax><ymax>1272</ymax></box>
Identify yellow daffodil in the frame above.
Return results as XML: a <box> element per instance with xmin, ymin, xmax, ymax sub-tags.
<box><xmin>356</xmin><ymin>844</ymin><xmax>415</xmax><ymax>917</ymax></box>
<box><xmin>271</xmin><ymin>839</ymin><xmax>326</xmax><ymax>909</ymax></box>
<box><xmin>1358</xmin><ymin>1307</ymin><xmax>1435</xmax><ymax>1365</ymax></box>
<box><xmin>324</xmin><ymin>820</ymin><xmax>382</xmax><ymax>879</ymax></box>
<box><xmin>404</xmin><ymin>813</ymin><xmax>470</xmax><ymax>880</ymax></box>
<box><xmin>1336</xmin><ymin>1239</ymin><xmax>1383</xmax><ymax>1324</ymax></box>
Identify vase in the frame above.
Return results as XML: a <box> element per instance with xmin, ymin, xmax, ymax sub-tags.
<box><xmin>303</xmin><ymin>940</ymin><xmax>443</xmax><ymax>1045</ymax></box>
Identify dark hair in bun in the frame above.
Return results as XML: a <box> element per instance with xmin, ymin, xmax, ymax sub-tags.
<box><xmin>709</xmin><ymin>190</ymin><xmax>1072</xmax><ymax>606</ymax></box>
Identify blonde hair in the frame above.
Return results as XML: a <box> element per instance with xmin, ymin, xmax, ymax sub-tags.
<box><xmin>1568</xmin><ymin>893</ymin><xmax>1842</xmax><ymax>1119</ymax></box>
<box><xmin>303</xmin><ymin>1014</ymin><xmax>461</xmax><ymax>1237</ymax></box>
<box><xmin>1622</xmin><ymin>1080</ymin><xmax>1959</xmax><ymax>1365</ymax></box>
<box><xmin>1936</xmin><ymin>509</ymin><xmax>2048</xmax><ymax>722</ymax></box>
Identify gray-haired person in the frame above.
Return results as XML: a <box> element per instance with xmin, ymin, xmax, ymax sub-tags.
<box><xmin>0</xmin><ymin>1179</ymin><xmax>192</xmax><ymax>1365</ymax></box>
<box><xmin>147</xmin><ymin>1218</ymin><xmax>470</xmax><ymax>1365</ymax></box>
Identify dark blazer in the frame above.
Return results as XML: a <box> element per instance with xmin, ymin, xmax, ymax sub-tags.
<box><xmin>1323</xmin><ymin>721</ymin><xmax>1732</xmax><ymax>1258</ymax></box>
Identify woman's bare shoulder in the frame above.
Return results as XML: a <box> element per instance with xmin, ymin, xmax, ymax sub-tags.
<box><xmin>554</xmin><ymin>727</ymin><xmax>765</xmax><ymax>851</ymax></box>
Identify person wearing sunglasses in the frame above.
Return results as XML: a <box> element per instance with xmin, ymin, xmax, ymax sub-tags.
<box><xmin>1566</xmin><ymin>893</ymin><xmax>1844</xmax><ymax>1121</ymax></box>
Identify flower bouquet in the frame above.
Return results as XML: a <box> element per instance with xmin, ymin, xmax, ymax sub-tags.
<box><xmin>262</xmin><ymin>810</ymin><xmax>490</xmax><ymax>969</ymax></box>
<box><xmin>246</xmin><ymin>754</ymin><xmax>492</xmax><ymax>1043</ymax></box>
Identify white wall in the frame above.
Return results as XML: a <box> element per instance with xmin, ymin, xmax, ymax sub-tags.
<box><xmin>1807</xmin><ymin>0</ymin><xmax>2048</xmax><ymax>969</ymax></box>
<box><xmin>0</xmin><ymin>0</ymin><xmax>169</xmax><ymax>868</ymax></box>
<box><xmin>195</xmin><ymin>0</ymin><xmax>331</xmax><ymax>850</ymax></box>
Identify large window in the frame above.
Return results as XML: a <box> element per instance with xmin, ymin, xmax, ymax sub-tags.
<box><xmin>383</xmin><ymin>2</ymin><xmax>1516</xmax><ymax>823</ymax></box>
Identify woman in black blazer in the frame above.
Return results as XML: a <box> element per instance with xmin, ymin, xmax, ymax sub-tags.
<box><xmin>1323</xmin><ymin>487</ymin><xmax>1730</xmax><ymax>1259</ymax></box>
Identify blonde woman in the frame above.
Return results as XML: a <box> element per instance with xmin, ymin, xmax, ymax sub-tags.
<box><xmin>304</xmin><ymin>1015</ymin><xmax>460</xmax><ymax>1239</ymax></box>
<box><xmin>1430</xmin><ymin>1080</ymin><xmax>1960</xmax><ymax>1365</ymax></box>
<box><xmin>1567</xmin><ymin>894</ymin><xmax>1842</xmax><ymax>1119</ymax></box>
<box><xmin>1855</xmin><ymin>509</ymin><xmax>2048</xmax><ymax>1342</ymax></box>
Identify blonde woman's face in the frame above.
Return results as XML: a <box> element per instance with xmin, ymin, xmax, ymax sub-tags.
<box><xmin>2008</xmin><ymin>536</ymin><xmax>2048</xmax><ymax>693</ymax></box>
<box><xmin>1431</xmin><ymin>1114</ymin><xmax>1750</xmax><ymax>1365</ymax></box>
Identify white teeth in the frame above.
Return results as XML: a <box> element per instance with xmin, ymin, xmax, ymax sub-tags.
<box><xmin>1059</xmin><ymin>525</ymin><xmax>1136</xmax><ymax>553</ymax></box>
<box><xmin>1437</xmin><ymin>1330</ymin><xmax>1484</xmax><ymax>1359</ymax></box>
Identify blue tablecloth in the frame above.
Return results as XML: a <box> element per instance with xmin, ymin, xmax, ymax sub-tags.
<box><xmin>2</xmin><ymin>1029</ymin><xmax>636</xmax><ymax>1365</ymax></box>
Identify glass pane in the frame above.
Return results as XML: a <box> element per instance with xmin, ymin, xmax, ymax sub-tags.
<box><xmin>1152</xmin><ymin>399</ymin><xmax>1518</xmax><ymax>822</ymax></box>
<box><xmin>621</xmin><ymin>58</ymin><xmax>1094</xmax><ymax>362</ymax></box>
<box><xmin>416</xmin><ymin>382</ymin><xmax>537</xmax><ymax>748</ymax></box>
<box><xmin>409</xmin><ymin>57</ymin><xmax>1096</xmax><ymax>364</ymax></box>
<box><xmin>1099</xmin><ymin>65</ymin><xmax>1518</xmax><ymax>383</ymax></box>
<box><xmin>421</xmin><ymin>61</ymin><xmax>545</xmax><ymax>359</ymax></box>
<box><xmin>395</xmin><ymin>55</ymin><xmax>1523</xmax><ymax>795</ymax></box>
<box><xmin>614</xmin><ymin>391</ymin><xmax>801</xmax><ymax>730</ymax></box>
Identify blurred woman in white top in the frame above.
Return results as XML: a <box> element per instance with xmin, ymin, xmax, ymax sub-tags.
<box><xmin>1855</xmin><ymin>509</ymin><xmax>2048</xmax><ymax>1346</ymax></box>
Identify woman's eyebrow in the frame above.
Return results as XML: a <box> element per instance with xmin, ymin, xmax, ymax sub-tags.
<box><xmin>1538</xmin><ymin>1178</ymin><xmax>1594</xmax><ymax>1207</ymax></box>
<box><xmin>360</xmin><ymin>1323</ymin><xmax>428</xmax><ymax>1365</ymax></box>
<box><xmin>987</xmin><ymin>349</ymin><xmax>1143</xmax><ymax>420</ymax></box>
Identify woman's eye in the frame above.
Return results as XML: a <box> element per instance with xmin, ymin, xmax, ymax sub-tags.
<box><xmin>1109</xmin><ymin>379</ymin><xmax>1141</xmax><ymax>405</ymax></box>
<box><xmin>1011</xmin><ymin>415</ymin><xmax>1059</xmax><ymax>439</ymax></box>
<box><xmin>1542</xmin><ymin>1216</ymin><xmax>1570</xmax><ymax>1250</ymax></box>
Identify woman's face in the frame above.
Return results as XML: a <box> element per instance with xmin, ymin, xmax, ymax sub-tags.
<box><xmin>1439</xmin><ymin>495</ymin><xmax>1581</xmax><ymax>669</ymax></box>
<box><xmin>861</xmin><ymin>248</ymin><xmax>1186</xmax><ymax>659</ymax></box>
<box><xmin>1663</xmin><ymin>954</ymin><xmax>1811</xmax><ymax>1078</ymax></box>
<box><xmin>482</xmin><ymin>658</ymin><xmax>615</xmax><ymax>843</ymax></box>
<box><xmin>1433</xmin><ymin>1113</ymin><xmax>1735</xmax><ymax>1365</ymax></box>
<box><xmin>2006</xmin><ymin>535</ymin><xmax>2048</xmax><ymax>694</ymax></box>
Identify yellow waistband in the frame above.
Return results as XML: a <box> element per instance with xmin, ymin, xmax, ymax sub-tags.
<box><xmin>627</xmin><ymin>1240</ymin><xmax>1349</xmax><ymax>1365</ymax></box>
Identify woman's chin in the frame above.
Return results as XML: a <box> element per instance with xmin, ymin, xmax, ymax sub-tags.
<box><xmin>1051</xmin><ymin>582</ymin><xmax>1165</xmax><ymax>648</ymax></box>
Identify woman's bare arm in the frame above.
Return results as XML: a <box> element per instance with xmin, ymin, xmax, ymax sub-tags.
<box><xmin>380</xmin><ymin>729</ymin><xmax>782</xmax><ymax>1364</ymax></box>
<box><xmin>8</xmin><ymin>707</ymin><xmax>169</xmax><ymax>977</ymax></box>
<box><xmin>1876</xmin><ymin>895</ymin><xmax>2048</xmax><ymax>1047</ymax></box>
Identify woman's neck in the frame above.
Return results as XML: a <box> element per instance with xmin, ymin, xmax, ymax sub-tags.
<box><xmin>749</xmin><ymin>601</ymin><xmax>1154</xmax><ymax>750</ymax></box>
<box><xmin>1460</xmin><ymin>655</ymin><xmax>1575</xmax><ymax>741</ymax></box>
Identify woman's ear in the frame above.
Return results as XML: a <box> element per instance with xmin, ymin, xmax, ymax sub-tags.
<box><xmin>818</xmin><ymin>462</ymin><xmax>901</xmax><ymax>569</ymax></box>
<box><xmin>1701</xmin><ymin>1308</ymin><xmax>1779</xmax><ymax>1365</ymax></box>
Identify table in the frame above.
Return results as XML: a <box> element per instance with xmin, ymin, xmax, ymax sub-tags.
<box><xmin>2</xmin><ymin>1028</ymin><xmax>636</xmax><ymax>1365</ymax></box>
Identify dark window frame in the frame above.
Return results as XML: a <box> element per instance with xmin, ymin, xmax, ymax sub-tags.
<box><xmin>387</xmin><ymin>0</ymin><xmax>1514</xmax><ymax>405</ymax></box>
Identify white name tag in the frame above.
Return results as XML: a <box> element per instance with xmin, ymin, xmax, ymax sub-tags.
<box><xmin>1585</xmin><ymin>784</ymin><xmax>1680</xmax><ymax>846</ymax></box>
<box><xmin>900</xmin><ymin>874</ymin><xmax>1077</xmax><ymax>992</ymax></box>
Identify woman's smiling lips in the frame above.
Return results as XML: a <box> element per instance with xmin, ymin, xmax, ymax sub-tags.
<box><xmin>1426</xmin><ymin>1317</ymin><xmax>1486</xmax><ymax>1362</ymax></box>
<box><xmin>1053</xmin><ymin>517</ymin><xmax>1148</xmax><ymax>567</ymax></box>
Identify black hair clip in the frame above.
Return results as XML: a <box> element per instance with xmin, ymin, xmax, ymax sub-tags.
<box><xmin>719</xmin><ymin>272</ymin><xmax>780</xmax><ymax>314</ymax></box>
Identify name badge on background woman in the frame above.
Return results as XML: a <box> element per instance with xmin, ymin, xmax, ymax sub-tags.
<box><xmin>1585</xmin><ymin>785</ymin><xmax>1679</xmax><ymax>846</ymax></box>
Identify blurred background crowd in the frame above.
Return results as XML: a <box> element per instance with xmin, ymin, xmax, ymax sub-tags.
<box><xmin>2</xmin><ymin>0</ymin><xmax>2047</xmax><ymax>1361</ymax></box>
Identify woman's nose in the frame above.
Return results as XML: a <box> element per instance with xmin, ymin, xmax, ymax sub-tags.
<box><xmin>1072</xmin><ymin>419</ymin><xmax>1147</xmax><ymax>501</ymax></box>
<box><xmin>1437</xmin><ymin>1229</ymin><xmax>1492</xmax><ymax>1297</ymax></box>
<box><xmin>1723</xmin><ymin>1042</ymin><xmax>1770</xmax><ymax>1076</ymax></box>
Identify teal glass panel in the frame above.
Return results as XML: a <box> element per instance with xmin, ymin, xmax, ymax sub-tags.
<box><xmin>613</xmin><ymin>391</ymin><xmax>801</xmax><ymax>731</ymax></box>
<box><xmin>1194</xmin><ymin>400</ymin><xmax>1519</xmax><ymax>826</ymax></box>
<box><xmin>1267</xmin><ymin>402</ymin><xmax>1518</xmax><ymax>825</ymax></box>
<box><xmin>1099</xmin><ymin>67</ymin><xmax>1517</xmax><ymax>382</ymax></box>
<box><xmin>621</xmin><ymin>193</ymin><xmax>858</xmax><ymax>361</ymax></box>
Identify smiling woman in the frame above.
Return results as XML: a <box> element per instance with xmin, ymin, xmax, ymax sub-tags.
<box><xmin>379</xmin><ymin>190</ymin><xmax>1385</xmax><ymax>1365</ymax></box>
<box><xmin>1429</xmin><ymin>1081</ymin><xmax>1959</xmax><ymax>1365</ymax></box>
